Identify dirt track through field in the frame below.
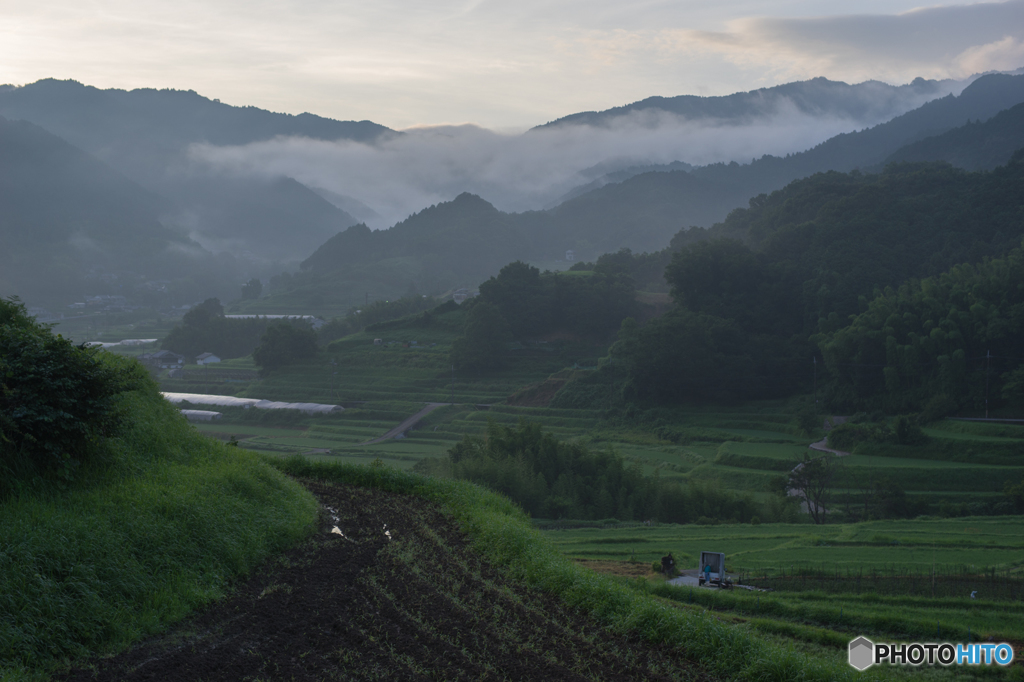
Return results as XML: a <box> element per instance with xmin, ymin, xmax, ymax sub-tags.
<box><xmin>59</xmin><ymin>480</ymin><xmax>709</xmax><ymax>681</ymax></box>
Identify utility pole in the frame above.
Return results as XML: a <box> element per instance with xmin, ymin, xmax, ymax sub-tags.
<box><xmin>450</xmin><ymin>364</ymin><xmax>455</xmax><ymax>405</ymax></box>
<box><xmin>985</xmin><ymin>350</ymin><xmax>991</xmax><ymax>419</ymax></box>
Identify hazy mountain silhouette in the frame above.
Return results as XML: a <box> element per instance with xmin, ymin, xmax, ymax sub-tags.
<box><xmin>545</xmin><ymin>73</ymin><xmax>1024</xmax><ymax>249</ymax></box>
<box><xmin>288</xmin><ymin>73</ymin><xmax>1024</xmax><ymax>307</ymax></box>
<box><xmin>0</xmin><ymin>79</ymin><xmax>375</xmax><ymax>260</ymax></box>
<box><xmin>884</xmin><ymin>101</ymin><xmax>1024</xmax><ymax>171</ymax></box>
<box><xmin>0</xmin><ymin>116</ymin><xmax>241</xmax><ymax>304</ymax></box>
<box><xmin>536</xmin><ymin>76</ymin><xmax>969</xmax><ymax>129</ymax></box>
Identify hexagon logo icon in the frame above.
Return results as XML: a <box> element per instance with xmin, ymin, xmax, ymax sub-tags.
<box><xmin>849</xmin><ymin>637</ymin><xmax>874</xmax><ymax>671</ymax></box>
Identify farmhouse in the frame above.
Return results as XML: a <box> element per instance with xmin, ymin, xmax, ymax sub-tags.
<box><xmin>196</xmin><ymin>352</ymin><xmax>221</xmax><ymax>365</ymax></box>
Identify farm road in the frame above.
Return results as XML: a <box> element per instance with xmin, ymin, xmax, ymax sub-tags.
<box><xmin>360</xmin><ymin>402</ymin><xmax>449</xmax><ymax>445</ymax></box>
<box><xmin>59</xmin><ymin>480</ymin><xmax>710</xmax><ymax>682</ymax></box>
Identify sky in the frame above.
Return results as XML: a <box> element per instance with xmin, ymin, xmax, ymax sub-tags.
<box><xmin>3</xmin><ymin>0</ymin><xmax>1024</xmax><ymax>129</ymax></box>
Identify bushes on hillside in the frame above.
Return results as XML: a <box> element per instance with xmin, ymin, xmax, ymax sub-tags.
<box><xmin>827</xmin><ymin>416</ymin><xmax>926</xmax><ymax>451</ymax></box>
<box><xmin>163</xmin><ymin>298</ymin><xmax>315</xmax><ymax>360</ymax></box>
<box><xmin>0</xmin><ymin>298</ymin><xmax>146</xmax><ymax>488</ymax></box>
<box><xmin>252</xmin><ymin>322</ymin><xmax>319</xmax><ymax>374</ymax></box>
<box><xmin>449</xmin><ymin>261</ymin><xmax>637</xmax><ymax>372</ymax></box>
<box><xmin>817</xmin><ymin>244</ymin><xmax>1024</xmax><ymax>413</ymax></box>
<box><xmin>419</xmin><ymin>419</ymin><xmax>794</xmax><ymax>524</ymax></box>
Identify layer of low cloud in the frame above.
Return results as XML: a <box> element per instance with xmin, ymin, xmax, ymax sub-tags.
<box><xmin>189</xmin><ymin>100</ymin><xmax>930</xmax><ymax>230</ymax></box>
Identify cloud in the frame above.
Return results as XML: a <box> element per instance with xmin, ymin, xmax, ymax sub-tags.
<box><xmin>647</xmin><ymin>0</ymin><xmax>1024</xmax><ymax>82</ymax></box>
<box><xmin>956</xmin><ymin>35</ymin><xmax>1024</xmax><ymax>73</ymax></box>
<box><xmin>188</xmin><ymin>98</ymin><xmax>938</xmax><ymax>230</ymax></box>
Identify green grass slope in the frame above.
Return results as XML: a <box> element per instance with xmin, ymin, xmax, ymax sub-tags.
<box><xmin>0</xmin><ymin>366</ymin><xmax>318</xmax><ymax>679</ymax></box>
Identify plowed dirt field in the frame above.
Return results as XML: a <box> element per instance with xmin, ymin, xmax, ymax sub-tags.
<box><xmin>60</xmin><ymin>480</ymin><xmax>709</xmax><ymax>681</ymax></box>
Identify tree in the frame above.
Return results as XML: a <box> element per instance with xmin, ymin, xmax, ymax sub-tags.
<box><xmin>0</xmin><ymin>297</ymin><xmax>144</xmax><ymax>486</ymax></box>
<box><xmin>183</xmin><ymin>298</ymin><xmax>225</xmax><ymax>326</ymax></box>
<box><xmin>450</xmin><ymin>301</ymin><xmax>512</xmax><ymax>371</ymax></box>
<box><xmin>787</xmin><ymin>455</ymin><xmax>839</xmax><ymax>524</ymax></box>
<box><xmin>241</xmin><ymin>278</ymin><xmax>263</xmax><ymax>300</ymax></box>
<box><xmin>252</xmin><ymin>322</ymin><xmax>319</xmax><ymax>374</ymax></box>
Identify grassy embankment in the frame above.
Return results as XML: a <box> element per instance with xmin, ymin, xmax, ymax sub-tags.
<box><xmin>0</xmin><ymin>366</ymin><xmax>318</xmax><ymax>681</ymax></box>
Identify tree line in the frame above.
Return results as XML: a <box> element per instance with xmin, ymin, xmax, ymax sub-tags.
<box><xmin>415</xmin><ymin>420</ymin><xmax>797</xmax><ymax>524</ymax></box>
<box><xmin>549</xmin><ymin>157</ymin><xmax>1024</xmax><ymax>413</ymax></box>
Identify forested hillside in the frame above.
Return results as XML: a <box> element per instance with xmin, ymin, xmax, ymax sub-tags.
<box><xmin>885</xmin><ymin>101</ymin><xmax>1024</xmax><ymax>170</ymax></box>
<box><xmin>269</xmin><ymin>74</ymin><xmax>1024</xmax><ymax>308</ymax></box>
<box><xmin>818</xmin><ymin>244</ymin><xmax>1024</xmax><ymax>413</ymax></box>
<box><xmin>552</xmin><ymin>156</ymin><xmax>1024</xmax><ymax>413</ymax></box>
<box><xmin>0</xmin><ymin>117</ymin><xmax>240</xmax><ymax>305</ymax></box>
<box><xmin>0</xmin><ymin>79</ymin><xmax>371</xmax><ymax>262</ymax></box>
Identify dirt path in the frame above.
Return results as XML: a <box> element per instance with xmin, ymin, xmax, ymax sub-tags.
<box><xmin>786</xmin><ymin>425</ymin><xmax>850</xmax><ymax>515</ymax></box>
<box><xmin>808</xmin><ymin>438</ymin><xmax>849</xmax><ymax>457</ymax></box>
<box><xmin>359</xmin><ymin>402</ymin><xmax>449</xmax><ymax>445</ymax></box>
<box><xmin>59</xmin><ymin>481</ymin><xmax>710</xmax><ymax>682</ymax></box>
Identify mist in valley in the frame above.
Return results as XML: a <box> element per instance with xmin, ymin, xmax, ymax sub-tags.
<box><xmin>188</xmin><ymin>85</ymin><xmax>968</xmax><ymax>231</ymax></box>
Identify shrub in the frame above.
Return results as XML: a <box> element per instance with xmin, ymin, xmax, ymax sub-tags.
<box><xmin>0</xmin><ymin>298</ymin><xmax>147</xmax><ymax>487</ymax></box>
<box><xmin>917</xmin><ymin>393</ymin><xmax>957</xmax><ymax>424</ymax></box>
<box><xmin>253</xmin><ymin>322</ymin><xmax>319</xmax><ymax>374</ymax></box>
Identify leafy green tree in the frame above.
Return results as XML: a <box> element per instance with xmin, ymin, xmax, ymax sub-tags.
<box><xmin>787</xmin><ymin>455</ymin><xmax>839</xmax><ymax>525</ymax></box>
<box><xmin>450</xmin><ymin>301</ymin><xmax>512</xmax><ymax>371</ymax></box>
<box><xmin>241</xmin><ymin>278</ymin><xmax>263</xmax><ymax>300</ymax></box>
<box><xmin>0</xmin><ymin>298</ymin><xmax>145</xmax><ymax>487</ymax></box>
<box><xmin>163</xmin><ymin>298</ymin><xmax>306</xmax><ymax>360</ymax></box>
<box><xmin>252</xmin><ymin>322</ymin><xmax>319</xmax><ymax>374</ymax></box>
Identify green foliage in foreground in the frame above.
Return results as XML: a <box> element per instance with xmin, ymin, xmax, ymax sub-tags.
<box><xmin>1</xmin><ymin>297</ymin><xmax>144</xmax><ymax>488</ymax></box>
<box><xmin>270</xmin><ymin>456</ymin><xmax>868</xmax><ymax>682</ymax></box>
<box><xmin>0</xmin><ymin>375</ymin><xmax>318</xmax><ymax>677</ymax></box>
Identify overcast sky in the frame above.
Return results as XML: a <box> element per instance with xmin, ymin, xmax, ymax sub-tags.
<box><xmin>2</xmin><ymin>0</ymin><xmax>1023</xmax><ymax>129</ymax></box>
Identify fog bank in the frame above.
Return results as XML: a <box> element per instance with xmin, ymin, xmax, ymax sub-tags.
<box><xmin>190</xmin><ymin>104</ymin><xmax>915</xmax><ymax>230</ymax></box>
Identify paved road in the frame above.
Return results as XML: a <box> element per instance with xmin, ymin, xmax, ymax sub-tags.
<box><xmin>359</xmin><ymin>402</ymin><xmax>450</xmax><ymax>445</ymax></box>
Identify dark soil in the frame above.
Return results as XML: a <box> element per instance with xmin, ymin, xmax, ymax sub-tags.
<box><xmin>59</xmin><ymin>480</ymin><xmax>710</xmax><ymax>681</ymax></box>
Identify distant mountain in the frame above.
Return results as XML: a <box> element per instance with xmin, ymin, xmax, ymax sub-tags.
<box><xmin>273</xmin><ymin>73</ymin><xmax>1024</xmax><ymax>311</ymax></box>
<box><xmin>302</xmin><ymin>193</ymin><xmax>530</xmax><ymax>281</ymax></box>
<box><xmin>537</xmin><ymin>76</ymin><xmax>969</xmax><ymax>130</ymax></box>
<box><xmin>884</xmin><ymin>101</ymin><xmax>1024</xmax><ymax>171</ymax></box>
<box><xmin>0</xmin><ymin>79</ymin><xmax>391</xmax><ymax>179</ymax></box>
<box><xmin>0</xmin><ymin>79</ymin><xmax>379</xmax><ymax>260</ymax></box>
<box><xmin>547</xmin><ymin>73</ymin><xmax>1024</xmax><ymax>248</ymax></box>
<box><xmin>0</xmin><ymin>116</ymin><xmax>239</xmax><ymax>305</ymax></box>
<box><xmin>168</xmin><ymin>176</ymin><xmax>358</xmax><ymax>262</ymax></box>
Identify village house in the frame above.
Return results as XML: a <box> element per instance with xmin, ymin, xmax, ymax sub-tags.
<box><xmin>196</xmin><ymin>352</ymin><xmax>221</xmax><ymax>365</ymax></box>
